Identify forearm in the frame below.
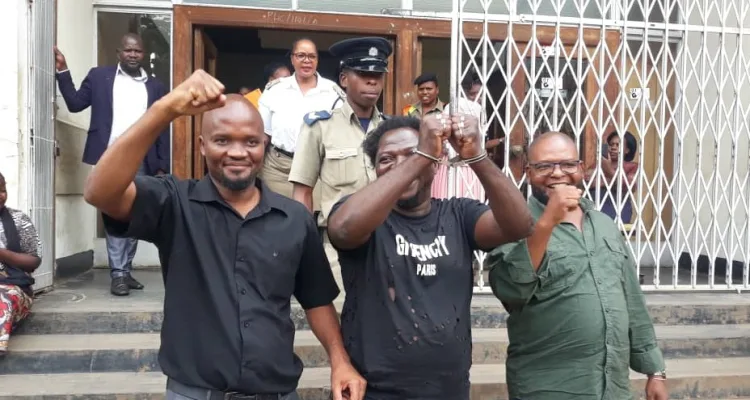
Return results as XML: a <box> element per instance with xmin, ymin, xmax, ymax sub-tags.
<box><xmin>84</xmin><ymin>100</ymin><xmax>175</xmax><ymax>206</ymax></box>
<box><xmin>329</xmin><ymin>155</ymin><xmax>432</xmax><ymax>245</ymax></box>
<box><xmin>305</xmin><ymin>305</ymin><xmax>351</xmax><ymax>367</ymax></box>
<box><xmin>625</xmin><ymin>260</ymin><xmax>665</xmax><ymax>373</ymax></box>
<box><xmin>0</xmin><ymin>249</ymin><xmax>41</xmax><ymax>272</ymax></box>
<box><xmin>471</xmin><ymin>158</ymin><xmax>532</xmax><ymax>239</ymax></box>
<box><xmin>526</xmin><ymin>217</ymin><xmax>556</xmax><ymax>270</ymax></box>
<box><xmin>292</xmin><ymin>184</ymin><xmax>314</xmax><ymax>213</ymax></box>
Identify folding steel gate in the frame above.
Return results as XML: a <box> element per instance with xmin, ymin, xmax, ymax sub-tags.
<box><xmin>28</xmin><ymin>0</ymin><xmax>56</xmax><ymax>291</ymax></box>
<box><xmin>448</xmin><ymin>0</ymin><xmax>750</xmax><ymax>292</ymax></box>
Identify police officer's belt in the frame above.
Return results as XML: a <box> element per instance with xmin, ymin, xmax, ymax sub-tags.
<box><xmin>271</xmin><ymin>144</ymin><xmax>294</xmax><ymax>158</ymax></box>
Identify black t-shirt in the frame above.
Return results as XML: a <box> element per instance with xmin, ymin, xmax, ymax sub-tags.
<box><xmin>330</xmin><ymin>196</ymin><xmax>490</xmax><ymax>400</ymax></box>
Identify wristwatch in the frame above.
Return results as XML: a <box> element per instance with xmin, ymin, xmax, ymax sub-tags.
<box><xmin>648</xmin><ymin>370</ymin><xmax>667</xmax><ymax>380</ymax></box>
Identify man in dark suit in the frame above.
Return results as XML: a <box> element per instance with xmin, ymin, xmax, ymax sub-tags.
<box><xmin>54</xmin><ymin>33</ymin><xmax>169</xmax><ymax>296</ymax></box>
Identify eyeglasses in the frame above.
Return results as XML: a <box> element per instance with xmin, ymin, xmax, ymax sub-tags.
<box><xmin>292</xmin><ymin>52</ymin><xmax>317</xmax><ymax>61</ymax></box>
<box><xmin>528</xmin><ymin>160</ymin><xmax>582</xmax><ymax>176</ymax></box>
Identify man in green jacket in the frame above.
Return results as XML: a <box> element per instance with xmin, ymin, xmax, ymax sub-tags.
<box><xmin>487</xmin><ymin>131</ymin><xmax>668</xmax><ymax>400</ymax></box>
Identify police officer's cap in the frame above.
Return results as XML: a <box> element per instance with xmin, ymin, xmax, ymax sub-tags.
<box><xmin>329</xmin><ymin>37</ymin><xmax>392</xmax><ymax>73</ymax></box>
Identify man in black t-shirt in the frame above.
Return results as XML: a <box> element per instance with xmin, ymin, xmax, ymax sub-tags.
<box><xmin>327</xmin><ymin>113</ymin><xmax>534</xmax><ymax>399</ymax></box>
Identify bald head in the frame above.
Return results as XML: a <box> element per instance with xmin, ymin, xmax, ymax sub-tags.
<box><xmin>121</xmin><ymin>33</ymin><xmax>143</xmax><ymax>48</ymax></box>
<box><xmin>201</xmin><ymin>94</ymin><xmax>263</xmax><ymax>136</ymax></box>
<box><xmin>200</xmin><ymin>94</ymin><xmax>267</xmax><ymax>193</ymax></box>
<box><xmin>528</xmin><ymin>131</ymin><xmax>577</xmax><ymax>163</ymax></box>
<box><xmin>117</xmin><ymin>33</ymin><xmax>145</xmax><ymax>75</ymax></box>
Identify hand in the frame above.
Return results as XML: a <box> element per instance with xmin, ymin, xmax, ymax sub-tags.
<box><xmin>417</xmin><ymin>114</ymin><xmax>450</xmax><ymax>159</ymax></box>
<box><xmin>645</xmin><ymin>377</ymin><xmax>668</xmax><ymax>400</ymax></box>
<box><xmin>162</xmin><ymin>69</ymin><xmax>226</xmax><ymax>116</ymax></box>
<box><xmin>53</xmin><ymin>46</ymin><xmax>68</xmax><ymax>72</ymax></box>
<box><xmin>447</xmin><ymin>113</ymin><xmax>484</xmax><ymax>159</ymax></box>
<box><xmin>541</xmin><ymin>184</ymin><xmax>582</xmax><ymax>226</ymax></box>
<box><xmin>155</xmin><ymin>170</ymin><xmax>166</xmax><ymax>176</ymax></box>
<box><xmin>331</xmin><ymin>361</ymin><xmax>366</xmax><ymax>400</ymax></box>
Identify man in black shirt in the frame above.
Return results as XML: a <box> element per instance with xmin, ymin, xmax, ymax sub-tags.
<box><xmin>83</xmin><ymin>70</ymin><xmax>366</xmax><ymax>400</ymax></box>
<box><xmin>327</xmin><ymin>113</ymin><xmax>533</xmax><ymax>399</ymax></box>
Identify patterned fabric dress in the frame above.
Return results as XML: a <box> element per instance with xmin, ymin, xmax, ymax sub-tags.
<box><xmin>0</xmin><ymin>207</ymin><xmax>41</xmax><ymax>352</ymax></box>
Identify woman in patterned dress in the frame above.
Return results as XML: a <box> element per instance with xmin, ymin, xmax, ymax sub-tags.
<box><xmin>0</xmin><ymin>171</ymin><xmax>42</xmax><ymax>356</ymax></box>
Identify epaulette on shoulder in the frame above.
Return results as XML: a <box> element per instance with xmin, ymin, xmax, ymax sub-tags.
<box><xmin>264</xmin><ymin>78</ymin><xmax>283</xmax><ymax>91</ymax></box>
<box><xmin>304</xmin><ymin>110</ymin><xmax>333</xmax><ymax>126</ymax></box>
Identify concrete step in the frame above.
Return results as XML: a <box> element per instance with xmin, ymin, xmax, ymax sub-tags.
<box><xmin>19</xmin><ymin>270</ymin><xmax>750</xmax><ymax>335</ymax></box>
<box><xmin>16</xmin><ymin>293</ymin><xmax>750</xmax><ymax>335</ymax></box>
<box><xmin>1</xmin><ymin>358</ymin><xmax>749</xmax><ymax>399</ymax></box>
<box><xmin>6</xmin><ymin>325</ymin><xmax>750</xmax><ymax>374</ymax></box>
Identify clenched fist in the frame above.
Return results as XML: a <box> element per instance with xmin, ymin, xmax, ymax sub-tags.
<box><xmin>542</xmin><ymin>184</ymin><xmax>582</xmax><ymax>226</ymax></box>
<box><xmin>446</xmin><ymin>113</ymin><xmax>483</xmax><ymax>160</ymax></box>
<box><xmin>163</xmin><ymin>69</ymin><xmax>226</xmax><ymax>116</ymax></box>
<box><xmin>417</xmin><ymin>114</ymin><xmax>451</xmax><ymax>159</ymax></box>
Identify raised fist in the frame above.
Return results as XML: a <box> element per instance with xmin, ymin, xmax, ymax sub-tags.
<box><xmin>446</xmin><ymin>112</ymin><xmax>483</xmax><ymax>160</ymax></box>
<box><xmin>417</xmin><ymin>114</ymin><xmax>451</xmax><ymax>159</ymax></box>
<box><xmin>163</xmin><ymin>69</ymin><xmax>226</xmax><ymax>116</ymax></box>
<box><xmin>542</xmin><ymin>184</ymin><xmax>582</xmax><ymax>225</ymax></box>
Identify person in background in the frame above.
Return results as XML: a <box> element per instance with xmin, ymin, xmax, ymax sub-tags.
<box><xmin>244</xmin><ymin>61</ymin><xmax>291</xmax><ymax>109</ymax></box>
<box><xmin>258</xmin><ymin>38</ymin><xmax>342</xmax><ymax>199</ymax></box>
<box><xmin>587</xmin><ymin>131</ymin><xmax>639</xmax><ymax>224</ymax></box>
<box><xmin>82</xmin><ymin>70</ymin><xmax>366</xmax><ymax>400</ymax></box>
<box><xmin>239</xmin><ymin>87</ymin><xmax>251</xmax><ymax>96</ymax></box>
<box><xmin>487</xmin><ymin>132</ymin><xmax>667</xmax><ymax>400</ymax></box>
<box><xmin>432</xmin><ymin>73</ymin><xmax>490</xmax><ymax>200</ymax></box>
<box><xmin>54</xmin><ymin>33</ymin><xmax>170</xmax><ymax>296</ymax></box>
<box><xmin>326</xmin><ymin>114</ymin><xmax>532</xmax><ymax>399</ymax></box>
<box><xmin>289</xmin><ymin>37</ymin><xmax>392</xmax><ymax>294</ymax></box>
<box><xmin>0</xmin><ymin>172</ymin><xmax>42</xmax><ymax>357</ymax></box>
<box><xmin>403</xmin><ymin>73</ymin><xmax>445</xmax><ymax>117</ymax></box>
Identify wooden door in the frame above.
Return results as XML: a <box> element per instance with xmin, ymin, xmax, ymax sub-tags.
<box><xmin>192</xmin><ymin>27</ymin><xmax>218</xmax><ymax>179</ymax></box>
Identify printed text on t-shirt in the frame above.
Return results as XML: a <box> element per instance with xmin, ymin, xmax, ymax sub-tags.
<box><xmin>394</xmin><ymin>234</ymin><xmax>450</xmax><ymax>277</ymax></box>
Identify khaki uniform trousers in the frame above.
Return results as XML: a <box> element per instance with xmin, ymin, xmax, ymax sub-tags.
<box><xmin>261</xmin><ymin>147</ymin><xmax>322</xmax><ymax>211</ymax></box>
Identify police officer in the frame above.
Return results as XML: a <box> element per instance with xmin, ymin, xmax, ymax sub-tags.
<box><xmin>288</xmin><ymin>37</ymin><xmax>392</xmax><ymax>292</ymax></box>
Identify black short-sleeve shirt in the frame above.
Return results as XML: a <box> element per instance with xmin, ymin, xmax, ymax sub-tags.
<box><xmin>103</xmin><ymin>175</ymin><xmax>339</xmax><ymax>394</ymax></box>
<box><xmin>329</xmin><ymin>196</ymin><xmax>489</xmax><ymax>400</ymax></box>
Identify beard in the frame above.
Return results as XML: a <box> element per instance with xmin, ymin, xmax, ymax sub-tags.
<box><xmin>216</xmin><ymin>171</ymin><xmax>257</xmax><ymax>192</ymax></box>
<box><xmin>396</xmin><ymin>194</ymin><xmax>422</xmax><ymax>210</ymax></box>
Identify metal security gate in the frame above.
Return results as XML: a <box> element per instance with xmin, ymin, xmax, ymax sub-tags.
<box><xmin>448</xmin><ymin>0</ymin><xmax>750</xmax><ymax>292</ymax></box>
<box><xmin>28</xmin><ymin>0</ymin><xmax>56</xmax><ymax>291</ymax></box>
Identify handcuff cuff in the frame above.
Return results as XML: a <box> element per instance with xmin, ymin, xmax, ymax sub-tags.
<box><xmin>411</xmin><ymin>148</ymin><xmax>488</xmax><ymax>167</ymax></box>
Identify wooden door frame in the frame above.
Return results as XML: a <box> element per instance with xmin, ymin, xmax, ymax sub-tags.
<box><xmin>172</xmin><ymin>4</ymin><xmax>620</xmax><ymax>179</ymax></box>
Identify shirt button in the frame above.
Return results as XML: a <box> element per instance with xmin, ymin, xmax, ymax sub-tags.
<box><xmin>238</xmin><ymin>257</ymin><xmax>245</xmax><ymax>262</ymax></box>
<box><xmin>240</xmin><ymin>289</ymin><xmax>247</xmax><ymax>295</ymax></box>
<box><xmin>244</xmin><ymin>321</ymin><xmax>250</xmax><ymax>328</ymax></box>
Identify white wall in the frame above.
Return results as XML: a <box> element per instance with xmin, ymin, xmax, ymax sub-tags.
<box><xmin>0</xmin><ymin>0</ymin><xmax>30</xmax><ymax>212</ymax></box>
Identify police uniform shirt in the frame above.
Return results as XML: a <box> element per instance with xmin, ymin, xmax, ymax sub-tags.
<box><xmin>404</xmin><ymin>99</ymin><xmax>445</xmax><ymax>118</ymax></box>
<box><xmin>329</xmin><ymin>195</ymin><xmax>490</xmax><ymax>400</ymax></box>
<box><xmin>288</xmin><ymin>100</ymin><xmax>383</xmax><ymax>227</ymax></box>
<box><xmin>257</xmin><ymin>73</ymin><xmax>342</xmax><ymax>154</ymax></box>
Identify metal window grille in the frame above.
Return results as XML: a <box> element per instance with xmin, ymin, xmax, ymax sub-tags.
<box><xmin>448</xmin><ymin>0</ymin><xmax>750</xmax><ymax>292</ymax></box>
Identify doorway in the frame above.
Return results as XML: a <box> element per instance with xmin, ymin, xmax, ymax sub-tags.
<box><xmin>188</xmin><ymin>26</ymin><xmax>396</xmax><ymax>178</ymax></box>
